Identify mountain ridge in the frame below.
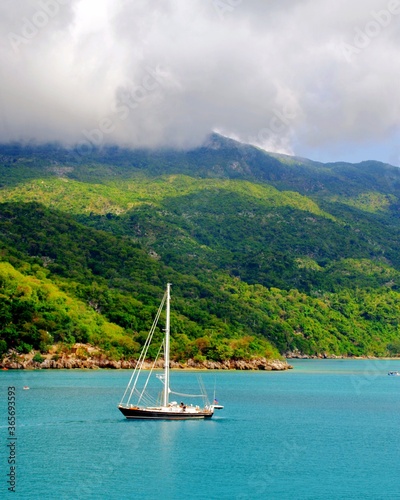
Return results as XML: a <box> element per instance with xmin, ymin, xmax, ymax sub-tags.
<box><xmin>1</xmin><ymin>133</ymin><xmax>399</xmax><ymax>193</ymax></box>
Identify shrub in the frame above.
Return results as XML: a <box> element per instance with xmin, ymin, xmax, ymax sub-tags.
<box><xmin>16</xmin><ymin>342</ymin><xmax>33</xmax><ymax>354</ymax></box>
<box><xmin>0</xmin><ymin>340</ymin><xmax>7</xmax><ymax>357</ymax></box>
<box><xmin>33</xmin><ymin>353</ymin><xmax>44</xmax><ymax>363</ymax></box>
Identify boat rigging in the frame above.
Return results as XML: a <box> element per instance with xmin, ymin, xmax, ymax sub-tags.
<box><xmin>118</xmin><ymin>283</ymin><xmax>224</xmax><ymax>420</ymax></box>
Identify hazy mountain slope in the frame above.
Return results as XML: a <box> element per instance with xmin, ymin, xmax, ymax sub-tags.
<box><xmin>1</xmin><ymin>134</ymin><xmax>400</xmax><ymax>198</ymax></box>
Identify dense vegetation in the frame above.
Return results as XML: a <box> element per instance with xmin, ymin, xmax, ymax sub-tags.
<box><xmin>1</xmin><ymin>135</ymin><xmax>400</xmax><ymax>360</ymax></box>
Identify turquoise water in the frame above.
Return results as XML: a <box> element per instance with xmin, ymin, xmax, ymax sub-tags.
<box><xmin>1</xmin><ymin>360</ymin><xmax>400</xmax><ymax>499</ymax></box>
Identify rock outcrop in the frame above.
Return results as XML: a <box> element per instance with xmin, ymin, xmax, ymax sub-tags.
<box><xmin>0</xmin><ymin>344</ymin><xmax>293</xmax><ymax>371</ymax></box>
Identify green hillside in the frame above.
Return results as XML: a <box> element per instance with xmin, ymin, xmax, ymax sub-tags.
<box><xmin>1</xmin><ymin>136</ymin><xmax>400</xmax><ymax>360</ymax></box>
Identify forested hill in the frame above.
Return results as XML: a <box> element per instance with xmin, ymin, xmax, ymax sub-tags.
<box><xmin>1</xmin><ymin>135</ymin><xmax>400</xmax><ymax>361</ymax></box>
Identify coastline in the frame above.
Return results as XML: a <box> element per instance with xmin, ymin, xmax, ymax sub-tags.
<box><xmin>286</xmin><ymin>352</ymin><xmax>400</xmax><ymax>360</ymax></box>
<box><xmin>0</xmin><ymin>344</ymin><xmax>293</xmax><ymax>371</ymax></box>
<box><xmin>2</xmin><ymin>344</ymin><xmax>398</xmax><ymax>370</ymax></box>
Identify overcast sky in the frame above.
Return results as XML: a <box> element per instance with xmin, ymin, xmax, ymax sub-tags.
<box><xmin>1</xmin><ymin>0</ymin><xmax>399</xmax><ymax>164</ymax></box>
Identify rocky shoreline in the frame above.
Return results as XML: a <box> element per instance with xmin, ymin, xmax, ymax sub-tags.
<box><xmin>0</xmin><ymin>344</ymin><xmax>293</xmax><ymax>371</ymax></box>
<box><xmin>286</xmin><ymin>353</ymin><xmax>344</xmax><ymax>359</ymax></box>
<box><xmin>285</xmin><ymin>351</ymin><xmax>397</xmax><ymax>360</ymax></box>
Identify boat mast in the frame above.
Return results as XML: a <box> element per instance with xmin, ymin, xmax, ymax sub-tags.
<box><xmin>163</xmin><ymin>283</ymin><xmax>171</xmax><ymax>407</ymax></box>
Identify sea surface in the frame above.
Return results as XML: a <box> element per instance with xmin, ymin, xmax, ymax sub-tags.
<box><xmin>1</xmin><ymin>359</ymin><xmax>400</xmax><ymax>499</ymax></box>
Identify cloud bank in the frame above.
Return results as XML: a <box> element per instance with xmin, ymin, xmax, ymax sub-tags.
<box><xmin>1</xmin><ymin>0</ymin><xmax>400</xmax><ymax>163</ymax></box>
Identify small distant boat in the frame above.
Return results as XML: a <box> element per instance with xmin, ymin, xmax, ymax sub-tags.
<box><xmin>118</xmin><ymin>284</ymin><xmax>224</xmax><ymax>420</ymax></box>
<box><xmin>23</xmin><ymin>386</ymin><xmax>30</xmax><ymax>390</ymax></box>
<box><xmin>388</xmin><ymin>371</ymin><xmax>400</xmax><ymax>376</ymax></box>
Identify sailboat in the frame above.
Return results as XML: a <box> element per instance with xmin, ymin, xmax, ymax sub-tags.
<box><xmin>118</xmin><ymin>284</ymin><xmax>224</xmax><ymax>420</ymax></box>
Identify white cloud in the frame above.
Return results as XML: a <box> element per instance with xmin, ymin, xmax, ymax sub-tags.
<box><xmin>0</xmin><ymin>0</ymin><xmax>399</xmax><ymax>163</ymax></box>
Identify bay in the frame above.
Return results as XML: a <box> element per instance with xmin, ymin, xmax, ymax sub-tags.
<box><xmin>1</xmin><ymin>360</ymin><xmax>400</xmax><ymax>499</ymax></box>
